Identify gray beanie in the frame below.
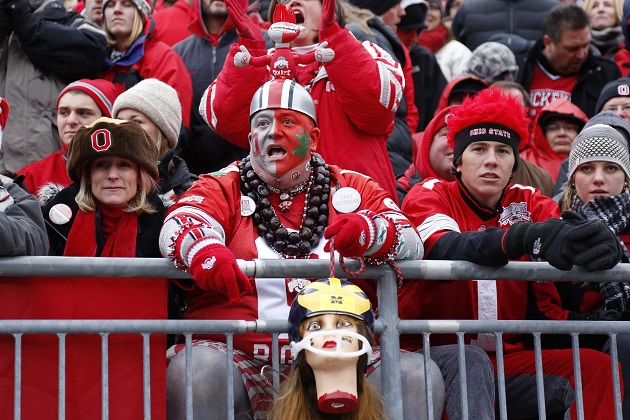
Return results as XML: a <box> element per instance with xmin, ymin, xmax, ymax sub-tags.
<box><xmin>462</xmin><ymin>42</ymin><xmax>519</xmax><ymax>84</ymax></box>
<box><xmin>567</xmin><ymin>124</ymin><xmax>630</xmax><ymax>181</ymax></box>
<box><xmin>112</xmin><ymin>79</ymin><xmax>182</xmax><ymax>150</ymax></box>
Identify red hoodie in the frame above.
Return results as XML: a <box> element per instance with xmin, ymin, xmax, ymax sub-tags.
<box><xmin>521</xmin><ymin>98</ymin><xmax>588</xmax><ymax>181</ymax></box>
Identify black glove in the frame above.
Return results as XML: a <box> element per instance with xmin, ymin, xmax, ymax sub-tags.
<box><xmin>568</xmin><ymin>309</ymin><xmax>620</xmax><ymax>321</ymax></box>
<box><xmin>560</xmin><ymin>210</ymin><xmax>624</xmax><ymax>271</ymax></box>
<box><xmin>503</xmin><ymin>218</ymin><xmax>576</xmax><ymax>270</ymax></box>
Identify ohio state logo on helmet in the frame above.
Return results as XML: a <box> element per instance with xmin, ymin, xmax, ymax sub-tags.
<box><xmin>91</xmin><ymin>128</ymin><xmax>112</xmax><ymax>152</ymax></box>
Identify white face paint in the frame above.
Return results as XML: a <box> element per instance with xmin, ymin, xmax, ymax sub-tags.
<box><xmin>248</xmin><ymin>108</ymin><xmax>318</xmax><ymax>188</ymax></box>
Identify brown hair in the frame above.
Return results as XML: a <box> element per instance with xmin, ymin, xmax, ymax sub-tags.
<box><xmin>268</xmin><ymin>315</ymin><xmax>385</xmax><ymax>420</ymax></box>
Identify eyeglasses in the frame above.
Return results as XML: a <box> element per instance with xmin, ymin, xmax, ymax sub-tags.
<box><xmin>545</xmin><ymin>122</ymin><xmax>579</xmax><ymax>133</ymax></box>
<box><xmin>602</xmin><ymin>104</ymin><xmax>630</xmax><ymax>114</ymax></box>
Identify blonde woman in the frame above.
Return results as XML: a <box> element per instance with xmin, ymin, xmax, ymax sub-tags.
<box><xmin>99</xmin><ymin>0</ymin><xmax>193</xmax><ymax>128</ymax></box>
<box><xmin>36</xmin><ymin>118</ymin><xmax>168</xmax><ymax>419</ymax></box>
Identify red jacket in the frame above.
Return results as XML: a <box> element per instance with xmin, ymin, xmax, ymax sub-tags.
<box><xmin>17</xmin><ymin>150</ymin><xmax>71</xmax><ymax>198</ymax></box>
<box><xmin>400</xmin><ymin>178</ymin><xmax>563</xmax><ymax>352</ymax></box>
<box><xmin>521</xmin><ymin>98</ymin><xmax>588</xmax><ymax>182</ymax></box>
<box><xmin>201</xmin><ymin>23</ymin><xmax>403</xmax><ymax>200</ymax></box>
<box><xmin>151</xmin><ymin>0</ymin><xmax>196</xmax><ymax>47</ymax></box>
<box><xmin>100</xmin><ymin>38</ymin><xmax>193</xmax><ymax>127</ymax></box>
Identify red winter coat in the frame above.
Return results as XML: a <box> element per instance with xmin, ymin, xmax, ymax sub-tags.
<box><xmin>100</xmin><ymin>37</ymin><xmax>193</xmax><ymax>128</ymax></box>
<box><xmin>201</xmin><ymin>23</ymin><xmax>403</xmax><ymax>200</ymax></box>
<box><xmin>521</xmin><ymin>98</ymin><xmax>588</xmax><ymax>182</ymax></box>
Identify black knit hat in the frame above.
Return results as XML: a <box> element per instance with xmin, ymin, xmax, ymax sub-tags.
<box><xmin>347</xmin><ymin>0</ymin><xmax>401</xmax><ymax>16</ymax></box>
<box><xmin>595</xmin><ymin>78</ymin><xmax>630</xmax><ymax>114</ymax></box>
<box><xmin>398</xmin><ymin>1</ymin><xmax>428</xmax><ymax>31</ymax></box>
<box><xmin>67</xmin><ymin>117</ymin><xmax>159</xmax><ymax>184</ymax></box>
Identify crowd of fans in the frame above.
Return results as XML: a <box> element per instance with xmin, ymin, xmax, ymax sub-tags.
<box><xmin>2</xmin><ymin>0</ymin><xmax>630</xmax><ymax>418</ymax></box>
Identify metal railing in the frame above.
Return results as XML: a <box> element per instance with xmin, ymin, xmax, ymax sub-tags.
<box><xmin>0</xmin><ymin>257</ymin><xmax>629</xmax><ymax>419</ymax></box>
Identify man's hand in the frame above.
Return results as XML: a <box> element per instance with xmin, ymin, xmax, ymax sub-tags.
<box><xmin>225</xmin><ymin>0</ymin><xmax>264</xmax><ymax>42</ymax></box>
<box><xmin>503</xmin><ymin>218</ymin><xmax>576</xmax><ymax>270</ymax></box>
<box><xmin>324</xmin><ymin>213</ymin><xmax>373</xmax><ymax>257</ymax></box>
<box><xmin>319</xmin><ymin>0</ymin><xmax>337</xmax><ymax>31</ymax></box>
<box><xmin>189</xmin><ymin>243</ymin><xmax>253</xmax><ymax>303</ymax></box>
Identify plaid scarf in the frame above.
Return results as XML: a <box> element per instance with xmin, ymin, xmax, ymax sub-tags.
<box><xmin>572</xmin><ymin>189</ymin><xmax>630</xmax><ymax>314</ymax></box>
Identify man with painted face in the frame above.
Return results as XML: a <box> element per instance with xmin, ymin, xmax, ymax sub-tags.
<box><xmin>159</xmin><ymin>78</ymin><xmax>445</xmax><ymax>419</ymax></box>
<box><xmin>200</xmin><ymin>0</ymin><xmax>404</xmax><ymax>201</ymax></box>
<box><xmin>401</xmin><ymin>87</ymin><xmax>624</xmax><ymax>418</ymax></box>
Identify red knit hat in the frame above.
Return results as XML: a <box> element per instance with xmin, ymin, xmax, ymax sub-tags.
<box><xmin>57</xmin><ymin>79</ymin><xmax>118</xmax><ymax>118</ymax></box>
<box><xmin>447</xmin><ymin>87</ymin><xmax>529</xmax><ymax>171</ymax></box>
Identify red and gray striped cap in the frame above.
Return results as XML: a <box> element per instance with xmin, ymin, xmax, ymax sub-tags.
<box><xmin>249</xmin><ymin>79</ymin><xmax>317</xmax><ymax>125</ymax></box>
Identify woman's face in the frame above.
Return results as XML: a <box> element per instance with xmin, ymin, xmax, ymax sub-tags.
<box><xmin>90</xmin><ymin>156</ymin><xmax>139</xmax><ymax>207</ymax></box>
<box><xmin>574</xmin><ymin>160</ymin><xmax>626</xmax><ymax>203</ymax></box>
<box><xmin>590</xmin><ymin>0</ymin><xmax>618</xmax><ymax>30</ymax></box>
<box><xmin>116</xmin><ymin>108</ymin><xmax>160</xmax><ymax>144</ymax></box>
<box><xmin>104</xmin><ymin>0</ymin><xmax>137</xmax><ymax>41</ymax></box>
<box><xmin>426</xmin><ymin>4</ymin><xmax>442</xmax><ymax>31</ymax></box>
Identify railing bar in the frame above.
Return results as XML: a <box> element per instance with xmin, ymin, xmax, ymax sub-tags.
<box><xmin>271</xmin><ymin>333</ymin><xmax>280</xmax><ymax>392</ymax></box>
<box><xmin>14</xmin><ymin>333</ymin><xmax>21</xmax><ymax>420</ymax></box>
<box><xmin>456</xmin><ymin>332</ymin><xmax>468</xmax><ymax>420</ymax></box>
<box><xmin>226</xmin><ymin>334</ymin><xmax>235</xmax><ymax>420</ymax></box>
<box><xmin>496</xmin><ymin>332</ymin><xmax>507</xmax><ymax>420</ymax></box>
<box><xmin>101</xmin><ymin>333</ymin><xmax>109</xmax><ymax>420</ymax></box>
<box><xmin>609</xmin><ymin>333</ymin><xmax>623</xmax><ymax>420</ymax></box>
<box><xmin>142</xmin><ymin>333</ymin><xmax>151</xmax><ymax>420</ymax></box>
<box><xmin>422</xmin><ymin>333</ymin><xmax>434</xmax><ymax>420</ymax></box>
<box><xmin>570</xmin><ymin>333</ymin><xmax>584</xmax><ymax>420</ymax></box>
<box><xmin>533</xmin><ymin>332</ymin><xmax>546</xmax><ymax>420</ymax></box>
<box><xmin>58</xmin><ymin>333</ymin><xmax>66</xmax><ymax>420</ymax></box>
<box><xmin>185</xmin><ymin>333</ymin><xmax>193</xmax><ymax>420</ymax></box>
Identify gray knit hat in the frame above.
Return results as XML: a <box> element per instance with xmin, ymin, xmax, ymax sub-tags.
<box><xmin>567</xmin><ymin>124</ymin><xmax>630</xmax><ymax>181</ymax></box>
<box><xmin>462</xmin><ymin>42</ymin><xmax>519</xmax><ymax>84</ymax></box>
<box><xmin>112</xmin><ymin>79</ymin><xmax>182</xmax><ymax>150</ymax></box>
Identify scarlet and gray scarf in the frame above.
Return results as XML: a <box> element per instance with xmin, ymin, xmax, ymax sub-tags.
<box><xmin>572</xmin><ymin>189</ymin><xmax>630</xmax><ymax>314</ymax></box>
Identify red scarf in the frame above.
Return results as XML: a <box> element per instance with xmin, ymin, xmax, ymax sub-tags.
<box><xmin>418</xmin><ymin>24</ymin><xmax>448</xmax><ymax>53</ymax></box>
<box><xmin>64</xmin><ymin>206</ymin><xmax>138</xmax><ymax>257</ymax></box>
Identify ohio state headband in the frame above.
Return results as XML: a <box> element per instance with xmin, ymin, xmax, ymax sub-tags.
<box><xmin>453</xmin><ymin>122</ymin><xmax>521</xmax><ymax>167</ymax></box>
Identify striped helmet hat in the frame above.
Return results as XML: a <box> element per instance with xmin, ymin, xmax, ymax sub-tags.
<box><xmin>57</xmin><ymin>79</ymin><xmax>118</xmax><ymax>118</ymax></box>
<box><xmin>249</xmin><ymin>79</ymin><xmax>317</xmax><ymax>125</ymax></box>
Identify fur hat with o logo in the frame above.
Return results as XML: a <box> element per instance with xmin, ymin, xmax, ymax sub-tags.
<box><xmin>595</xmin><ymin>78</ymin><xmax>630</xmax><ymax>114</ymax></box>
<box><xmin>67</xmin><ymin>117</ymin><xmax>159</xmax><ymax>183</ymax></box>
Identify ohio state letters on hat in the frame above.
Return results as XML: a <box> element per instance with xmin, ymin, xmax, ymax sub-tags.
<box><xmin>66</xmin><ymin>117</ymin><xmax>159</xmax><ymax>183</ymax></box>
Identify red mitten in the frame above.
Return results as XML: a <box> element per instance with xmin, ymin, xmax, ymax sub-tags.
<box><xmin>225</xmin><ymin>0</ymin><xmax>264</xmax><ymax>41</ymax></box>
<box><xmin>189</xmin><ymin>243</ymin><xmax>253</xmax><ymax>303</ymax></box>
<box><xmin>0</xmin><ymin>97</ymin><xmax>9</xmax><ymax>131</ymax></box>
<box><xmin>324</xmin><ymin>213</ymin><xmax>373</xmax><ymax>257</ymax></box>
<box><xmin>320</xmin><ymin>0</ymin><xmax>337</xmax><ymax>31</ymax></box>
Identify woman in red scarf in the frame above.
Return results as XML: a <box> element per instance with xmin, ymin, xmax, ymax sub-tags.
<box><xmin>0</xmin><ymin>117</ymin><xmax>168</xmax><ymax>419</ymax></box>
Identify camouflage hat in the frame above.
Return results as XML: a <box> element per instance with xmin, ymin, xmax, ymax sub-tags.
<box><xmin>462</xmin><ymin>42</ymin><xmax>519</xmax><ymax>85</ymax></box>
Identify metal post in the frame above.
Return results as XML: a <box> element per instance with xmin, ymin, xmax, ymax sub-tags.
<box><xmin>377</xmin><ymin>267</ymin><xmax>403</xmax><ymax>419</ymax></box>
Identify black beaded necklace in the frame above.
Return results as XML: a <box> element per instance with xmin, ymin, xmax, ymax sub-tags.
<box><xmin>238</xmin><ymin>153</ymin><xmax>331</xmax><ymax>258</ymax></box>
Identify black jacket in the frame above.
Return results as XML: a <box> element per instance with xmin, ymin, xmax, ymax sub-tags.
<box><xmin>517</xmin><ymin>39</ymin><xmax>621</xmax><ymax>117</ymax></box>
<box><xmin>452</xmin><ymin>0</ymin><xmax>558</xmax><ymax>63</ymax></box>
<box><xmin>42</xmin><ymin>184</ymin><xmax>165</xmax><ymax>258</ymax></box>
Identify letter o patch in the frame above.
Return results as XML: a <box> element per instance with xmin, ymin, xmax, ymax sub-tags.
<box><xmin>91</xmin><ymin>129</ymin><xmax>112</xmax><ymax>151</ymax></box>
<box><xmin>618</xmin><ymin>84</ymin><xmax>630</xmax><ymax>96</ymax></box>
